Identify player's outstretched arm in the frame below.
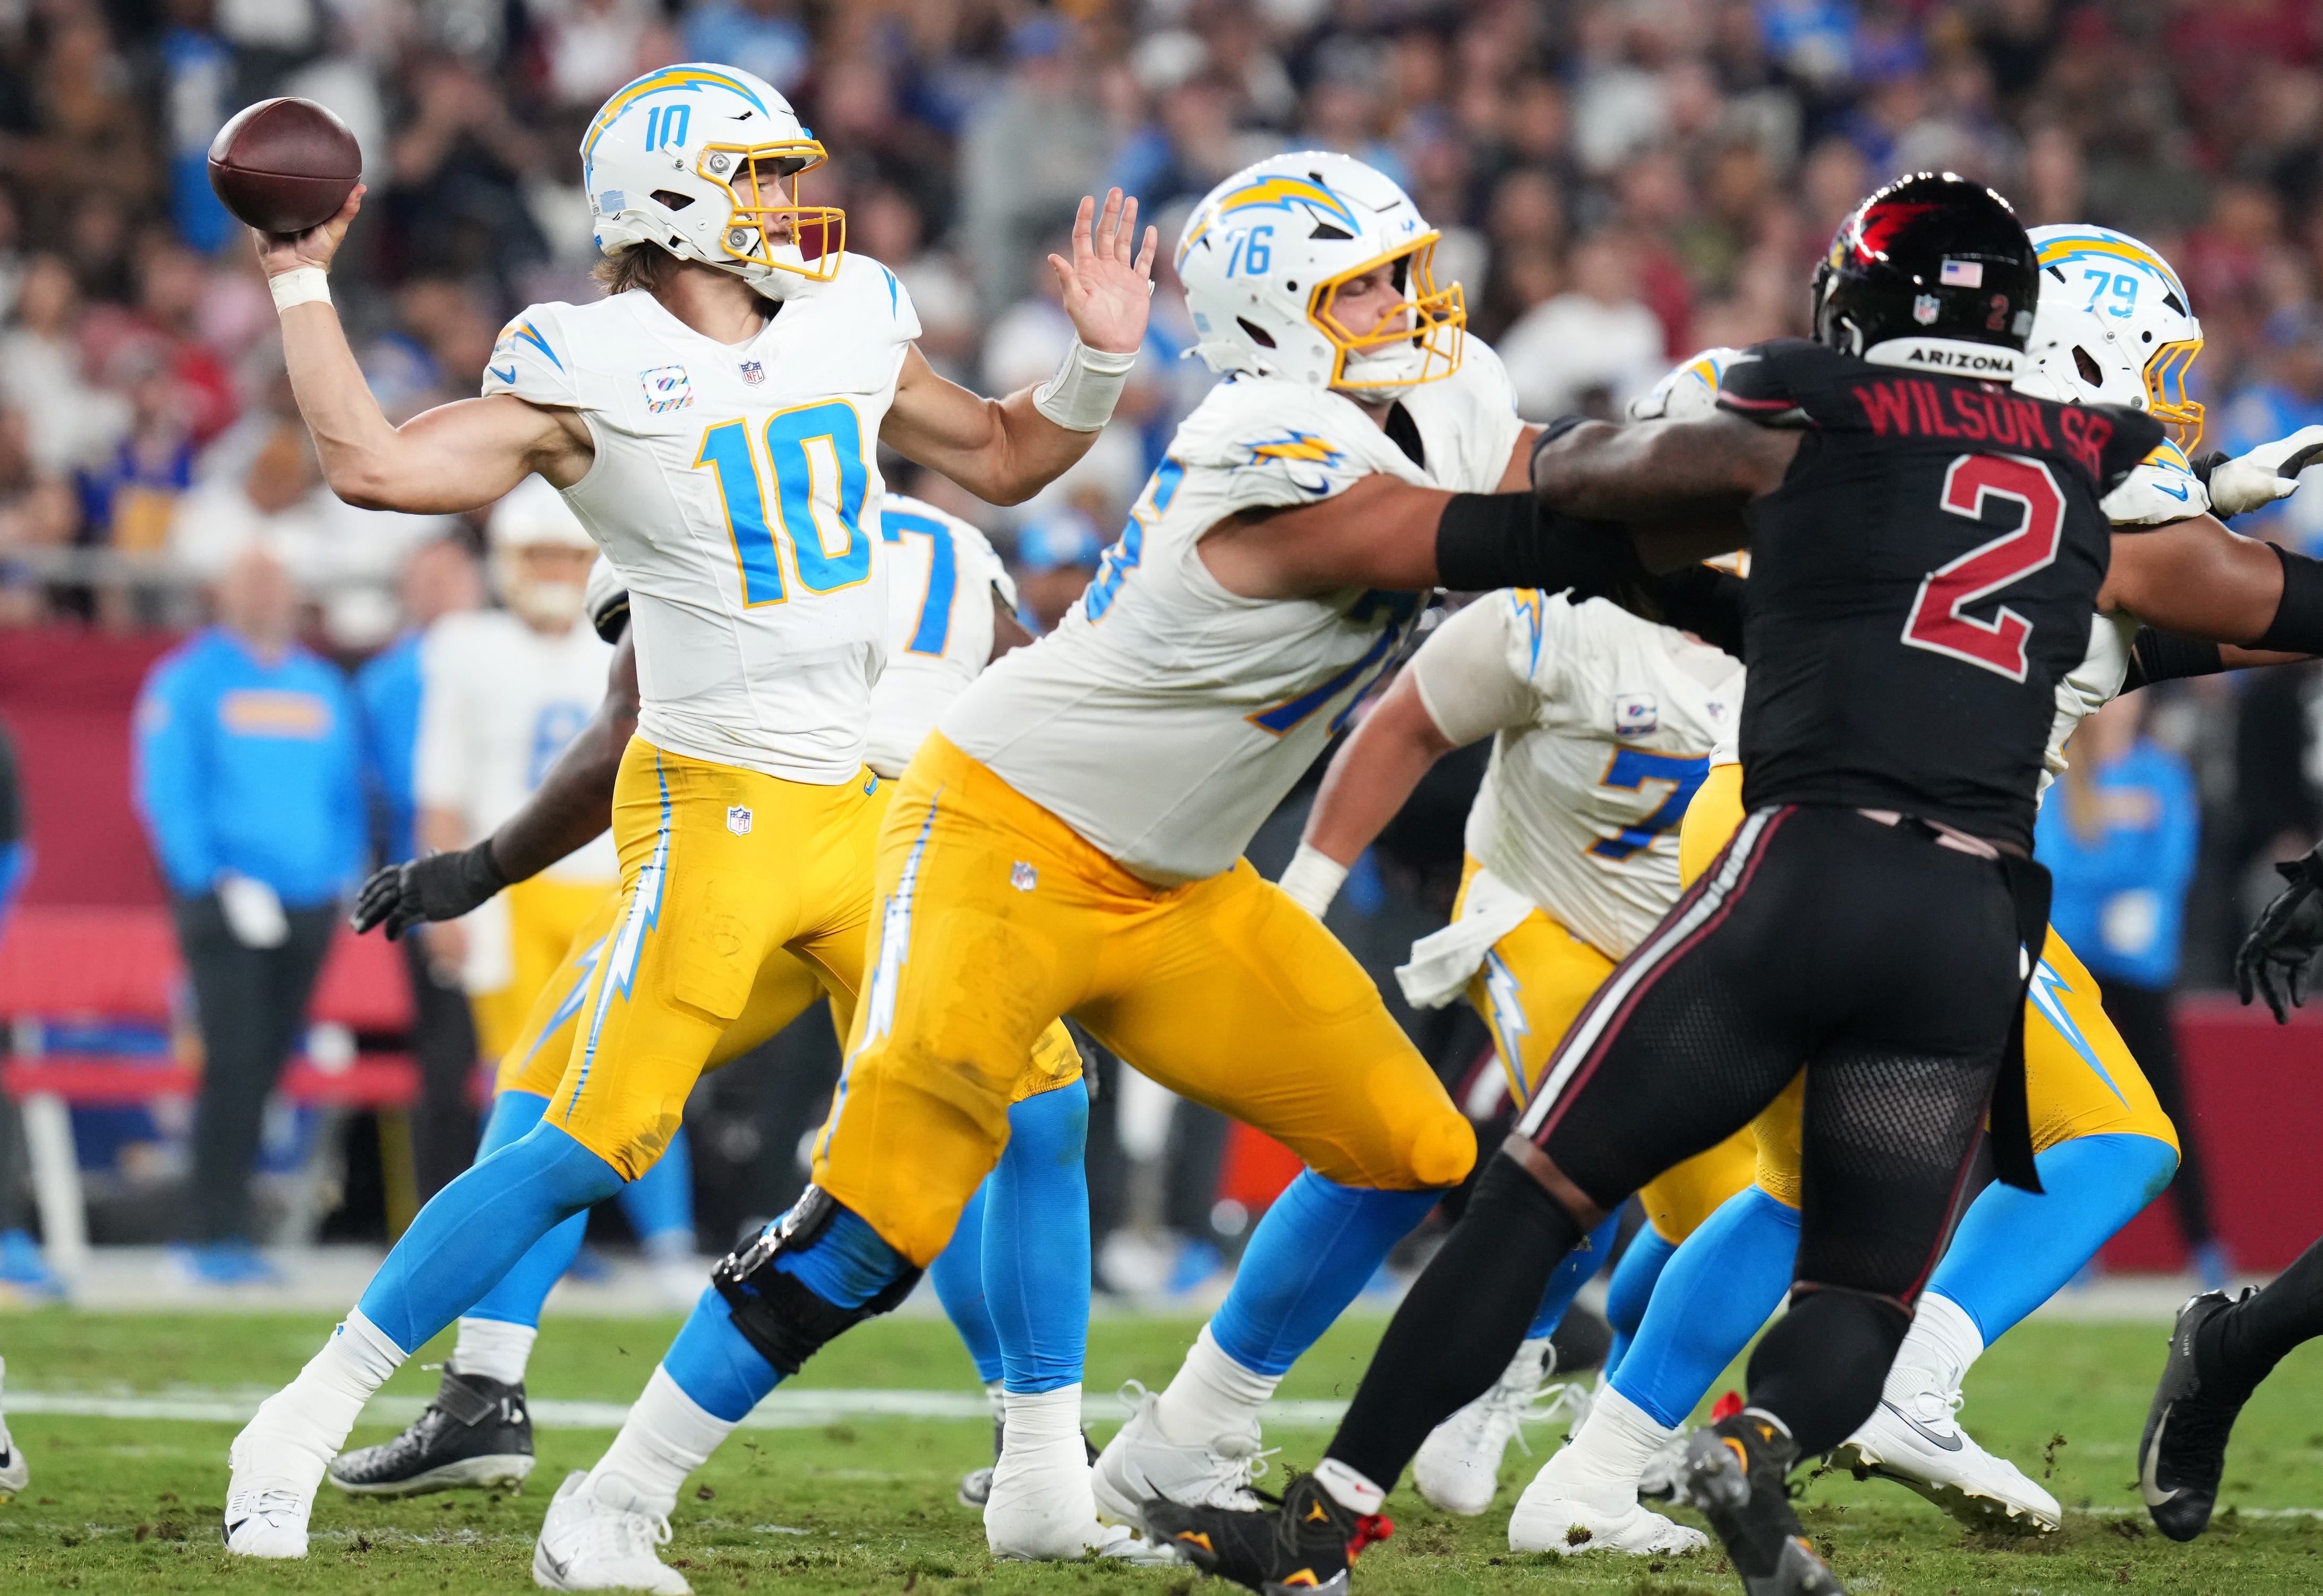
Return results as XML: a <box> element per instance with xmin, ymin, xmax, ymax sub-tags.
<box><xmin>882</xmin><ymin>190</ymin><xmax>1157</xmax><ymax>505</ymax></box>
<box><xmin>1283</xmin><ymin>597</ymin><xmax>1536</xmax><ymax>914</ymax></box>
<box><xmin>254</xmin><ymin>189</ymin><xmax>591</xmax><ymax>514</ymax></box>
<box><xmin>352</xmin><ymin>632</ymin><xmax>638</xmax><ymax>939</ymax></box>
<box><xmin>2100</xmin><ymin>513</ymin><xmax>2305</xmax><ymax>644</ymax></box>
<box><xmin>1530</xmin><ymin>414</ymin><xmax>1799</xmax><ymax>565</ymax></box>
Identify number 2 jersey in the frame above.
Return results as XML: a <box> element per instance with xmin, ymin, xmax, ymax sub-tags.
<box><xmin>483</xmin><ymin>255</ymin><xmax>920</xmax><ymax>785</ymax></box>
<box><xmin>941</xmin><ymin>344</ymin><xmax>1528</xmax><ymax>886</ymax></box>
<box><xmin>1717</xmin><ymin>338</ymin><xmax>2163</xmax><ymax>850</ymax></box>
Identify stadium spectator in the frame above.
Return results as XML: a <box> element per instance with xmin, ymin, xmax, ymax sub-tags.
<box><xmin>2039</xmin><ymin>693</ymin><xmax>2223</xmax><ymax>1288</ymax></box>
<box><xmin>0</xmin><ymin>717</ymin><xmax>48</xmax><ymax>1295</ymax></box>
<box><xmin>1497</xmin><ymin>227</ymin><xmax>1667</xmax><ymax>418</ymax></box>
<box><xmin>1012</xmin><ymin>510</ymin><xmax>1104</xmax><ymax>636</ymax></box>
<box><xmin>355</xmin><ymin>538</ymin><xmax>486</xmax><ymax>1205</ymax></box>
<box><xmin>2218</xmin><ymin>312</ymin><xmax>2323</xmax><ymax>554</ymax></box>
<box><xmin>132</xmin><ymin>543</ymin><xmax>364</xmax><ymax>1283</ymax></box>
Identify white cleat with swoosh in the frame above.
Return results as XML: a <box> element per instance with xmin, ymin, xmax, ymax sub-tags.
<box><xmin>1831</xmin><ymin>1372</ymin><xmax>2059</xmax><ymax>1534</ymax></box>
<box><xmin>533</xmin><ymin>1470</ymin><xmax>691</xmax><ymax>1593</ymax></box>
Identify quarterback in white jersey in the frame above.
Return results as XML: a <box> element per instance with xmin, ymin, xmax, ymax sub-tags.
<box><xmin>224</xmin><ymin>60</ymin><xmax>1157</xmax><ymax>1564</ymax></box>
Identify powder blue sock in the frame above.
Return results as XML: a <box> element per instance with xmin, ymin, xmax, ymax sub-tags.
<box><xmin>618</xmin><ymin>1124</ymin><xmax>695</xmax><ymax>1250</ymax></box>
<box><xmin>985</xmin><ymin>1082</ymin><xmax>1092</xmax><ymax>1394</ymax></box>
<box><xmin>1211</xmin><ymin>1171</ymin><xmax>1444</xmax><ymax>1377</ymax></box>
<box><xmin>457</xmin><ymin>1091</ymin><xmax>591</xmax><ymax>1329</ymax></box>
<box><xmin>1610</xmin><ymin>1186</ymin><xmax>1798</xmax><ymax>1428</ymax></box>
<box><xmin>663</xmin><ymin>1284</ymin><xmax>781</xmax><ymax>1422</ymax></box>
<box><xmin>1926</xmin><ymin>1133</ymin><xmax>2178</xmax><ymax>1344</ymax></box>
<box><xmin>928</xmin><ymin>1181</ymin><xmax>1004</xmax><ymax>1386</ymax></box>
<box><xmin>1602</xmin><ymin>1223</ymin><xmax>1679</xmax><ymax>1380</ymax></box>
<box><xmin>1523</xmin><ymin>1212</ymin><xmax>1621</xmax><ymax>1340</ymax></box>
<box><xmin>662</xmin><ymin>1197</ymin><xmax>915</xmax><ymax>1422</ymax></box>
<box><xmin>357</xmin><ymin>1118</ymin><xmax>626</xmax><ymax>1352</ymax></box>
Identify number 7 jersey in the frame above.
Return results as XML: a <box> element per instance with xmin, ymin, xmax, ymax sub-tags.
<box><xmin>484</xmin><ymin>255</ymin><xmax>920</xmax><ymax>784</ymax></box>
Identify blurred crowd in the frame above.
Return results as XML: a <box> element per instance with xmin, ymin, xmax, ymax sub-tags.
<box><xmin>4</xmin><ymin>0</ymin><xmax>2323</xmax><ymax>1271</ymax></box>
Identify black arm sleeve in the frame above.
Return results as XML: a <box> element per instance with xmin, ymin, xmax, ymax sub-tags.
<box><xmin>2256</xmin><ymin>543</ymin><xmax>2323</xmax><ymax>654</ymax></box>
<box><xmin>1434</xmin><ymin>493</ymin><xmax>1649</xmax><ymax>598</ymax></box>
<box><xmin>1636</xmin><ymin>564</ymin><xmax>1748</xmax><ymax>660</ymax></box>
<box><xmin>2121</xmin><ymin>628</ymin><xmax>2226</xmax><ymax>693</ymax></box>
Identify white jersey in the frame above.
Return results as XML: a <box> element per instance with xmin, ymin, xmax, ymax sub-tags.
<box><xmin>866</xmin><ymin>495</ymin><xmax>1012</xmax><ymax>779</ymax></box>
<box><xmin>415</xmin><ymin>610</ymin><xmax>618</xmax><ymax>883</ymax></box>
<box><xmin>483</xmin><ymin>255</ymin><xmax>921</xmax><ymax>784</ymax></box>
<box><xmin>942</xmin><ymin>343</ymin><xmax>1528</xmax><ymax>885</ymax></box>
<box><xmin>1421</xmin><ymin>591</ymin><xmax>1741</xmax><ymax>960</ymax></box>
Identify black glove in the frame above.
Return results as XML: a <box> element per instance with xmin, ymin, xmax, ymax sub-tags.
<box><xmin>349</xmin><ymin>842</ymin><xmax>511</xmax><ymax>939</ymax></box>
<box><xmin>2236</xmin><ymin>850</ymin><xmax>2323</xmax><ymax>1023</ymax></box>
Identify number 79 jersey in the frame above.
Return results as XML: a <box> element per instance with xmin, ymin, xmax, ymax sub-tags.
<box><xmin>941</xmin><ymin>345</ymin><xmax>1526</xmax><ymax>886</ymax></box>
<box><xmin>483</xmin><ymin>255</ymin><xmax>920</xmax><ymax>785</ymax></box>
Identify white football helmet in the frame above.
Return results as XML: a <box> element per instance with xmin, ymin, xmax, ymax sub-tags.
<box><xmin>489</xmin><ymin>475</ymin><xmax>595</xmax><ymax>628</ymax></box>
<box><xmin>1177</xmin><ymin>151</ymin><xmax>1464</xmax><ymax>399</ymax></box>
<box><xmin>581</xmin><ymin>64</ymin><xmax>843</xmax><ymax>298</ymax></box>
<box><xmin>2018</xmin><ymin>225</ymin><xmax>2204</xmax><ymax>444</ymax></box>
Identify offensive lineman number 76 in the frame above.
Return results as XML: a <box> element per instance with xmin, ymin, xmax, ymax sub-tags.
<box><xmin>1899</xmin><ymin>453</ymin><xmax>2066</xmax><ymax>683</ymax></box>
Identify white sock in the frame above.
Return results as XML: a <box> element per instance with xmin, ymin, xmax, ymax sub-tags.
<box><xmin>450</xmin><ymin>1318</ymin><xmax>537</xmax><ymax>1387</ymax></box>
<box><xmin>998</xmin><ymin>1384</ymin><xmax>1082</xmax><ymax>1454</ymax></box>
<box><xmin>1154</xmin><ymin>1324</ymin><xmax>1278</xmax><ymax>1447</ymax></box>
<box><xmin>590</xmin><ymin>1365</ymin><xmax>738</xmax><ymax>1518</ymax></box>
<box><xmin>1898</xmin><ymin>1292</ymin><xmax>1985</xmax><ymax>1395</ymax></box>
<box><xmin>1312</xmin><ymin>1457</ymin><xmax>1384</xmax><ymax>1514</ymax></box>
<box><xmin>253</xmin><ymin>1308</ymin><xmax>407</xmax><ymax>1463</ymax></box>
<box><xmin>985</xmin><ymin>1380</ymin><xmax>1006</xmax><ymax>1423</ymax></box>
<box><xmin>1539</xmin><ymin>1384</ymin><xmax>1672</xmax><ymax>1505</ymax></box>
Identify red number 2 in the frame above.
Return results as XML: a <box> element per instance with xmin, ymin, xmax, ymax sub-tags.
<box><xmin>1900</xmin><ymin>453</ymin><xmax>2065</xmax><ymax>682</ymax></box>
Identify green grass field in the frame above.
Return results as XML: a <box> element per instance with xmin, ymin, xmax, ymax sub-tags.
<box><xmin>3</xmin><ymin>1307</ymin><xmax>2320</xmax><ymax>1593</ymax></box>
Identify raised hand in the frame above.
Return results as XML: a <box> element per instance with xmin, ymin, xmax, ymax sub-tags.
<box><xmin>254</xmin><ymin>184</ymin><xmax>365</xmax><ymax>279</ymax></box>
<box><xmin>1050</xmin><ymin>188</ymin><xmax>1159</xmax><ymax>356</ymax></box>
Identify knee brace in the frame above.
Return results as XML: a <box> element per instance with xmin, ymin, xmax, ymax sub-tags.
<box><xmin>710</xmin><ymin>1187</ymin><xmax>923</xmax><ymax>1377</ymax></box>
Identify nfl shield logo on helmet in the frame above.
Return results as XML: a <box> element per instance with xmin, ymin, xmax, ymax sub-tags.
<box><xmin>726</xmin><ymin>805</ymin><xmax>754</xmax><ymax>836</ymax></box>
<box><xmin>640</xmin><ymin>365</ymin><xmax>694</xmax><ymax>413</ymax></box>
<box><xmin>1011</xmin><ymin>861</ymin><xmax>1038</xmax><ymax>893</ymax></box>
<box><xmin>739</xmin><ymin>360</ymin><xmax>765</xmax><ymax>385</ymax></box>
<box><xmin>1613</xmin><ymin>694</ymin><xmax>1659</xmax><ymax>736</ymax></box>
<box><xmin>1913</xmin><ymin>294</ymin><xmax>1941</xmax><ymax>325</ymax></box>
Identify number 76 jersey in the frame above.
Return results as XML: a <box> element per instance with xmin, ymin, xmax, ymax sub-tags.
<box><xmin>484</xmin><ymin>255</ymin><xmax>920</xmax><ymax>784</ymax></box>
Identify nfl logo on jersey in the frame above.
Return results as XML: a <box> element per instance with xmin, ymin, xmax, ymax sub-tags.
<box><xmin>1614</xmin><ymin>695</ymin><xmax>1659</xmax><ymax>736</ymax></box>
<box><xmin>739</xmin><ymin>360</ymin><xmax>765</xmax><ymax>385</ymax></box>
<box><xmin>726</xmin><ymin>805</ymin><xmax>754</xmax><ymax>836</ymax></box>
<box><xmin>1011</xmin><ymin>861</ymin><xmax>1038</xmax><ymax>893</ymax></box>
<box><xmin>640</xmin><ymin>365</ymin><xmax>694</xmax><ymax>414</ymax></box>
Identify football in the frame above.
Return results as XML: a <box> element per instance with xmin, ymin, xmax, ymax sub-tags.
<box><xmin>206</xmin><ymin>97</ymin><xmax>362</xmax><ymax>235</ymax></box>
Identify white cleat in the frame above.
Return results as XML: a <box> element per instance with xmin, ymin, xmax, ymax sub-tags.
<box><xmin>0</xmin><ymin>1356</ymin><xmax>25</xmax><ymax>1499</ymax></box>
<box><xmin>1635</xmin><ymin>1427</ymin><xmax>1696</xmax><ymax>1501</ymax></box>
<box><xmin>1831</xmin><ymin>1384</ymin><xmax>2061</xmax><ymax>1534</ymax></box>
<box><xmin>222</xmin><ymin>1403</ymin><xmax>331</xmax><ymax>1558</ymax></box>
<box><xmin>1415</xmin><ymin>1339</ymin><xmax>1583</xmax><ymax>1516</ymax></box>
<box><xmin>1091</xmin><ymin>1383</ymin><xmax>1269</xmax><ymax>1532</ymax></box>
<box><xmin>533</xmin><ymin>1470</ymin><xmax>691</xmax><ymax>1593</ymax></box>
<box><xmin>1507</xmin><ymin>1473</ymin><xmax>1709</xmax><ymax>1557</ymax></box>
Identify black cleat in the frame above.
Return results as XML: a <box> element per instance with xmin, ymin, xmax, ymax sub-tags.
<box><xmin>328</xmin><ymin>1369</ymin><xmax>534</xmax><ymax>1497</ymax></box>
<box><xmin>1681</xmin><ymin>1411</ymin><xmax>1846</xmax><ymax>1595</ymax></box>
<box><xmin>1145</xmin><ymin>1472</ymin><xmax>1390</xmax><ymax>1596</ymax></box>
<box><xmin>2140</xmin><ymin>1290</ymin><xmax>2253</xmax><ymax>1542</ymax></box>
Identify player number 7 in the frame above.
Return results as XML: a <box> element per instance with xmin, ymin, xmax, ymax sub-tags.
<box><xmin>1899</xmin><ymin>453</ymin><xmax>2065</xmax><ymax>683</ymax></box>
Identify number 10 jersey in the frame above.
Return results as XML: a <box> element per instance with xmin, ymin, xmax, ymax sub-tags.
<box><xmin>484</xmin><ymin>255</ymin><xmax>922</xmax><ymax>785</ymax></box>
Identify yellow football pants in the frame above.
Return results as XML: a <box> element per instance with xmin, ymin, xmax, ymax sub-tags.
<box><xmin>498</xmin><ymin>750</ymin><xmax>1081</xmax><ymax>1162</ymax></box>
<box><xmin>814</xmin><ymin>733</ymin><xmax>1476</xmax><ymax>1265</ymax></box>
<box><xmin>1666</xmin><ymin>761</ymin><xmax>2176</xmax><ymax>1223</ymax></box>
<box><xmin>469</xmin><ymin>874</ymin><xmax>623</xmax><ymax>1064</ymax></box>
<box><xmin>1450</xmin><ymin>856</ymin><xmax>1756</xmax><ymax>1243</ymax></box>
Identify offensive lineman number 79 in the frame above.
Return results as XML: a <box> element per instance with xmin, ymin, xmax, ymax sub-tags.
<box><xmin>1899</xmin><ymin>453</ymin><xmax>2065</xmax><ymax>683</ymax></box>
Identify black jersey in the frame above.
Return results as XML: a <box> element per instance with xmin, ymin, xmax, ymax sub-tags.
<box><xmin>1721</xmin><ymin>338</ymin><xmax>2164</xmax><ymax>850</ymax></box>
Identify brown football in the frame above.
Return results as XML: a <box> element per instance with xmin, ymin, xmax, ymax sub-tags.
<box><xmin>207</xmin><ymin>97</ymin><xmax>362</xmax><ymax>234</ymax></box>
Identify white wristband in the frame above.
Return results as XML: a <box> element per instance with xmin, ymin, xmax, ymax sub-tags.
<box><xmin>1279</xmin><ymin>843</ymin><xmax>1350</xmax><ymax>919</ymax></box>
<box><xmin>270</xmin><ymin>267</ymin><xmax>331</xmax><ymax>312</ymax></box>
<box><xmin>1032</xmin><ymin>339</ymin><xmax>1138</xmax><ymax>432</ymax></box>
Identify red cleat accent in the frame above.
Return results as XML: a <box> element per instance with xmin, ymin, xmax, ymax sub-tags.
<box><xmin>1347</xmin><ymin>1514</ymin><xmax>1395</xmax><ymax>1558</ymax></box>
<box><xmin>1710</xmin><ymin>1391</ymin><xmax>1745</xmax><ymax>1423</ymax></box>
